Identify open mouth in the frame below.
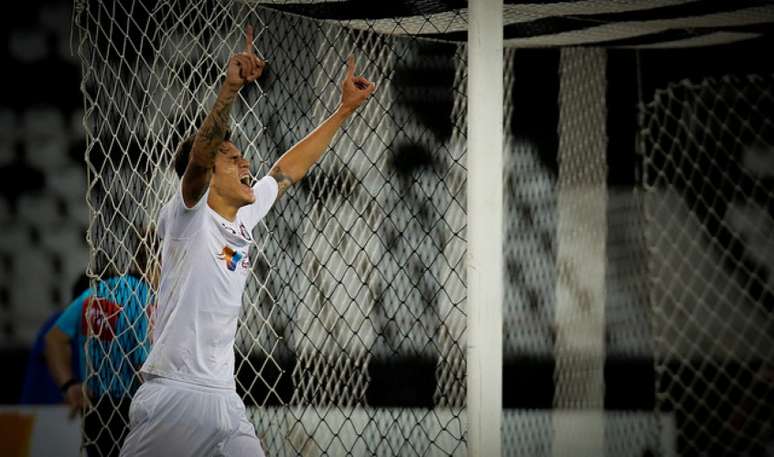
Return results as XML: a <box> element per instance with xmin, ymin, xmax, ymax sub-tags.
<box><xmin>240</xmin><ymin>175</ymin><xmax>253</xmax><ymax>188</ymax></box>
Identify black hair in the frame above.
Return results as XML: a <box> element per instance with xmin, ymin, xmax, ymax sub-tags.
<box><xmin>173</xmin><ymin>129</ymin><xmax>232</xmax><ymax>178</ymax></box>
<box><xmin>71</xmin><ymin>273</ymin><xmax>91</xmax><ymax>299</ymax></box>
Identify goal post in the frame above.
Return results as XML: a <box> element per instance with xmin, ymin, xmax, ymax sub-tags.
<box><xmin>71</xmin><ymin>1</ymin><xmax>774</xmax><ymax>456</ymax></box>
<box><xmin>466</xmin><ymin>1</ymin><xmax>504</xmax><ymax>456</ymax></box>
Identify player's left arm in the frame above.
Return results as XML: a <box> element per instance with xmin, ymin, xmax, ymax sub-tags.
<box><xmin>44</xmin><ymin>305</ymin><xmax>85</xmax><ymax>418</ymax></box>
<box><xmin>266</xmin><ymin>55</ymin><xmax>375</xmax><ymax>199</ymax></box>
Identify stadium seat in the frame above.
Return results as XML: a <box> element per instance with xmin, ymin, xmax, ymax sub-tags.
<box><xmin>9</xmin><ymin>253</ymin><xmax>58</xmax><ymax>345</ymax></box>
<box><xmin>46</xmin><ymin>164</ymin><xmax>86</xmax><ymax>203</ymax></box>
<box><xmin>8</xmin><ymin>29</ymin><xmax>47</xmax><ymax>64</ymax></box>
<box><xmin>0</xmin><ymin>110</ymin><xmax>17</xmax><ymax>167</ymax></box>
<box><xmin>0</xmin><ymin>108</ymin><xmax>17</xmax><ymax>140</ymax></box>
<box><xmin>17</xmin><ymin>193</ymin><xmax>63</xmax><ymax>228</ymax></box>
<box><xmin>20</xmin><ymin>107</ymin><xmax>72</xmax><ymax>175</ymax></box>
<box><xmin>25</xmin><ymin>137</ymin><xmax>70</xmax><ymax>172</ymax></box>
<box><xmin>0</xmin><ymin>141</ymin><xmax>15</xmax><ymax>167</ymax></box>
<box><xmin>0</xmin><ymin>226</ymin><xmax>30</xmax><ymax>255</ymax></box>
<box><xmin>0</xmin><ymin>196</ymin><xmax>9</xmax><ymax>227</ymax></box>
<box><xmin>39</xmin><ymin>2</ymin><xmax>70</xmax><ymax>40</ymax></box>
<box><xmin>9</xmin><ymin>244</ymin><xmax>56</xmax><ymax>286</ymax></box>
<box><xmin>21</xmin><ymin>107</ymin><xmax>66</xmax><ymax>143</ymax></box>
<box><xmin>65</xmin><ymin>199</ymin><xmax>90</xmax><ymax>228</ymax></box>
<box><xmin>59</xmin><ymin>247</ymin><xmax>89</xmax><ymax>291</ymax></box>
<box><xmin>40</xmin><ymin>222</ymin><xmax>86</xmax><ymax>255</ymax></box>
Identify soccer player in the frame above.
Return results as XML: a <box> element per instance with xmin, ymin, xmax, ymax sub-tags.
<box><xmin>119</xmin><ymin>25</ymin><xmax>375</xmax><ymax>457</ymax></box>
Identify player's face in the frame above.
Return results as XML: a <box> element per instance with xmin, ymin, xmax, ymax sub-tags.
<box><xmin>211</xmin><ymin>141</ymin><xmax>255</xmax><ymax>207</ymax></box>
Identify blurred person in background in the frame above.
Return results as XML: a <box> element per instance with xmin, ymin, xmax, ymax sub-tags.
<box><xmin>19</xmin><ymin>273</ymin><xmax>89</xmax><ymax>405</ymax></box>
<box><xmin>45</xmin><ymin>236</ymin><xmax>158</xmax><ymax>457</ymax></box>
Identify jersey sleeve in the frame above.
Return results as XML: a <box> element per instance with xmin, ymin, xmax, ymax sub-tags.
<box><xmin>159</xmin><ymin>181</ymin><xmax>209</xmax><ymax>240</ymax></box>
<box><xmin>54</xmin><ymin>289</ymin><xmax>91</xmax><ymax>339</ymax></box>
<box><xmin>240</xmin><ymin>175</ymin><xmax>279</xmax><ymax>230</ymax></box>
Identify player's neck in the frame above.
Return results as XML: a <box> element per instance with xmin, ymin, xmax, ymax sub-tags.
<box><xmin>207</xmin><ymin>192</ymin><xmax>238</xmax><ymax>222</ymax></box>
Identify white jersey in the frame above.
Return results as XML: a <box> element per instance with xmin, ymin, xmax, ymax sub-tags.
<box><xmin>141</xmin><ymin>176</ymin><xmax>278</xmax><ymax>389</ymax></box>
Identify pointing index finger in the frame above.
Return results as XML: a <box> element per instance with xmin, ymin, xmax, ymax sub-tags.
<box><xmin>245</xmin><ymin>24</ymin><xmax>254</xmax><ymax>55</ymax></box>
<box><xmin>346</xmin><ymin>54</ymin><xmax>355</xmax><ymax>79</ymax></box>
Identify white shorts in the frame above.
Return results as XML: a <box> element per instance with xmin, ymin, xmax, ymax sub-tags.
<box><xmin>119</xmin><ymin>376</ymin><xmax>265</xmax><ymax>457</ymax></box>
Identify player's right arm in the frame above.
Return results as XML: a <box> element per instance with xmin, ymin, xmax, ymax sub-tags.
<box><xmin>181</xmin><ymin>25</ymin><xmax>265</xmax><ymax>208</ymax></box>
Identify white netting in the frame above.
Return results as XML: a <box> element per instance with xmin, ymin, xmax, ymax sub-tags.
<box><xmin>641</xmin><ymin>74</ymin><xmax>774</xmax><ymax>457</ymax></box>
<box><xmin>551</xmin><ymin>47</ymin><xmax>608</xmax><ymax>457</ymax></box>
<box><xmin>75</xmin><ymin>1</ymin><xmax>467</xmax><ymax>456</ymax></box>
<box><xmin>500</xmin><ymin>47</ymin><xmax>661</xmax><ymax>457</ymax></box>
<box><xmin>72</xmin><ymin>1</ymin><xmax>774</xmax><ymax>456</ymax></box>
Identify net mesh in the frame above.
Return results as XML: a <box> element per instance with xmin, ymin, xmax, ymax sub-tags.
<box><xmin>641</xmin><ymin>73</ymin><xmax>774</xmax><ymax>457</ymax></box>
<box><xmin>71</xmin><ymin>0</ymin><xmax>774</xmax><ymax>456</ymax></box>
<box><xmin>74</xmin><ymin>1</ymin><xmax>467</xmax><ymax>456</ymax></box>
<box><xmin>552</xmin><ymin>47</ymin><xmax>608</xmax><ymax>457</ymax></box>
<box><xmin>499</xmin><ymin>47</ymin><xmax>663</xmax><ymax>457</ymax></box>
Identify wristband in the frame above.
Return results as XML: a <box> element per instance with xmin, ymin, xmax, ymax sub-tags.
<box><xmin>60</xmin><ymin>378</ymin><xmax>79</xmax><ymax>394</ymax></box>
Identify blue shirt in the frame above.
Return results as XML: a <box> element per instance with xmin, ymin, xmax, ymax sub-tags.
<box><xmin>19</xmin><ymin>310</ymin><xmax>81</xmax><ymax>404</ymax></box>
<box><xmin>54</xmin><ymin>275</ymin><xmax>154</xmax><ymax>398</ymax></box>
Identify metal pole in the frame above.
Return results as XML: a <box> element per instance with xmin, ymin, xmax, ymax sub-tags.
<box><xmin>467</xmin><ymin>0</ymin><xmax>503</xmax><ymax>455</ymax></box>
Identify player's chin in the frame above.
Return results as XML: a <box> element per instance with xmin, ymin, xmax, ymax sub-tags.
<box><xmin>239</xmin><ymin>186</ymin><xmax>256</xmax><ymax>205</ymax></box>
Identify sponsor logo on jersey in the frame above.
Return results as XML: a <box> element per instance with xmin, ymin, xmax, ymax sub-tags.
<box><xmin>81</xmin><ymin>297</ymin><xmax>121</xmax><ymax>341</ymax></box>
<box><xmin>222</xmin><ymin>222</ymin><xmax>252</xmax><ymax>241</ymax></box>
<box><xmin>217</xmin><ymin>246</ymin><xmax>245</xmax><ymax>271</ymax></box>
<box><xmin>239</xmin><ymin>223</ymin><xmax>252</xmax><ymax>241</ymax></box>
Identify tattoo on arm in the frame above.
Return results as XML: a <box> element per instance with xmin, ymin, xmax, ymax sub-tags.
<box><xmin>269</xmin><ymin>166</ymin><xmax>294</xmax><ymax>200</ymax></box>
<box><xmin>195</xmin><ymin>93</ymin><xmax>235</xmax><ymax>163</ymax></box>
<box><xmin>182</xmin><ymin>90</ymin><xmax>237</xmax><ymax>207</ymax></box>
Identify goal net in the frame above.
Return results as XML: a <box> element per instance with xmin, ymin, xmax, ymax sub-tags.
<box><xmin>641</xmin><ymin>74</ymin><xmax>774</xmax><ymax>457</ymax></box>
<box><xmin>71</xmin><ymin>0</ymin><xmax>774</xmax><ymax>456</ymax></box>
<box><xmin>75</xmin><ymin>1</ymin><xmax>467</xmax><ymax>456</ymax></box>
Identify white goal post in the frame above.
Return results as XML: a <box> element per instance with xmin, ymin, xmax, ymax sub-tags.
<box><xmin>466</xmin><ymin>0</ymin><xmax>503</xmax><ymax>455</ymax></box>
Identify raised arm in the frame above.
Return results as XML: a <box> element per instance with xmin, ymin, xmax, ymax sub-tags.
<box><xmin>182</xmin><ymin>25</ymin><xmax>265</xmax><ymax>207</ymax></box>
<box><xmin>268</xmin><ymin>55</ymin><xmax>375</xmax><ymax>198</ymax></box>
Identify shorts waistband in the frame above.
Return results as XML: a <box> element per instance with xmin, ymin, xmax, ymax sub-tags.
<box><xmin>143</xmin><ymin>374</ymin><xmax>236</xmax><ymax>394</ymax></box>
